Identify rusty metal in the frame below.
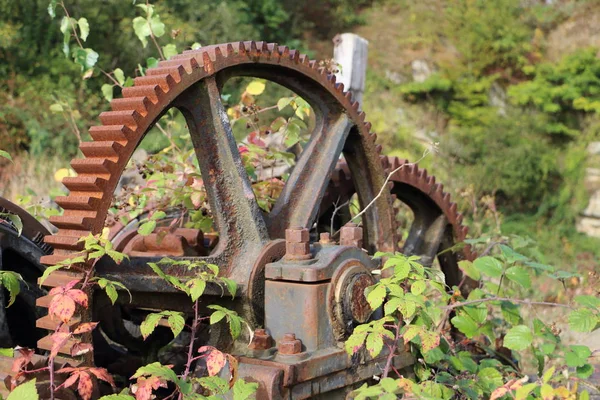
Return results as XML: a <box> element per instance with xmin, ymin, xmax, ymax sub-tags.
<box><xmin>12</xmin><ymin>42</ymin><xmax>482</xmax><ymax>398</ymax></box>
<box><xmin>249</xmin><ymin>328</ymin><xmax>273</xmax><ymax>350</ymax></box>
<box><xmin>339</xmin><ymin>222</ymin><xmax>363</xmax><ymax>248</ymax></box>
<box><xmin>278</xmin><ymin>333</ymin><xmax>302</xmax><ymax>355</ymax></box>
<box><xmin>0</xmin><ymin>198</ymin><xmax>52</xmax><ymax>351</ymax></box>
<box><xmin>284</xmin><ymin>227</ymin><xmax>312</xmax><ymax>261</ymax></box>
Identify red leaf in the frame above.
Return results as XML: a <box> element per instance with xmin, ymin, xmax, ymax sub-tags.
<box><xmin>11</xmin><ymin>348</ymin><xmax>34</xmax><ymax>373</ymax></box>
<box><xmin>226</xmin><ymin>354</ymin><xmax>238</xmax><ymax>388</ymax></box>
<box><xmin>67</xmin><ymin>289</ymin><xmax>88</xmax><ymax>307</ymax></box>
<box><xmin>49</xmin><ymin>294</ymin><xmax>76</xmax><ymax>323</ymax></box>
<box><xmin>64</xmin><ymin>279</ymin><xmax>81</xmax><ymax>291</ymax></box>
<box><xmin>62</xmin><ymin>371</ymin><xmax>80</xmax><ymax>389</ymax></box>
<box><xmin>88</xmin><ymin>367</ymin><xmax>115</xmax><ymax>388</ymax></box>
<box><xmin>70</xmin><ymin>342</ymin><xmax>93</xmax><ymax>357</ymax></box>
<box><xmin>205</xmin><ymin>348</ymin><xmax>226</xmax><ymax>377</ymax></box>
<box><xmin>134</xmin><ymin>376</ymin><xmax>164</xmax><ymax>400</ymax></box>
<box><xmin>77</xmin><ymin>371</ymin><xmax>93</xmax><ymax>400</ymax></box>
<box><xmin>56</xmin><ymin>367</ymin><xmax>77</xmax><ymax>374</ymax></box>
<box><xmin>50</xmin><ymin>332</ymin><xmax>71</xmax><ymax>358</ymax></box>
<box><xmin>73</xmin><ymin>322</ymin><xmax>98</xmax><ymax>334</ymax></box>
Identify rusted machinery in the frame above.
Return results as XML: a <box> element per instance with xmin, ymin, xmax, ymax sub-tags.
<box><xmin>0</xmin><ymin>42</ymin><xmax>475</xmax><ymax>398</ymax></box>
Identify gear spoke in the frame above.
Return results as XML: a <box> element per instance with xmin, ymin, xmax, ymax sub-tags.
<box><xmin>268</xmin><ymin>113</ymin><xmax>353</xmax><ymax>236</ymax></box>
<box><xmin>176</xmin><ymin>75</ymin><xmax>269</xmax><ymax>248</ymax></box>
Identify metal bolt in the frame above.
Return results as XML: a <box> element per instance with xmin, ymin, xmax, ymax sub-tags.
<box><xmin>248</xmin><ymin>328</ymin><xmax>273</xmax><ymax>350</ymax></box>
<box><xmin>340</xmin><ymin>223</ymin><xmax>363</xmax><ymax>248</ymax></box>
<box><xmin>284</xmin><ymin>227</ymin><xmax>311</xmax><ymax>261</ymax></box>
<box><xmin>319</xmin><ymin>232</ymin><xmax>332</xmax><ymax>244</ymax></box>
<box><xmin>278</xmin><ymin>333</ymin><xmax>302</xmax><ymax>355</ymax></box>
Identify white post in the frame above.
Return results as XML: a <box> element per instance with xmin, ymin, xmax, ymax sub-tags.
<box><xmin>333</xmin><ymin>33</ymin><xmax>369</xmax><ymax>109</ymax></box>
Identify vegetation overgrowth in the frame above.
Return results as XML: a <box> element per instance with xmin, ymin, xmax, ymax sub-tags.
<box><xmin>0</xmin><ymin>0</ymin><xmax>598</xmax><ymax>398</ymax></box>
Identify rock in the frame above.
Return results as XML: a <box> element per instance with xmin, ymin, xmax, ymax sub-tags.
<box><xmin>588</xmin><ymin>142</ymin><xmax>600</xmax><ymax>155</ymax></box>
<box><xmin>577</xmin><ymin>215</ymin><xmax>600</xmax><ymax>237</ymax></box>
<box><xmin>411</xmin><ymin>60</ymin><xmax>432</xmax><ymax>83</ymax></box>
<box><xmin>489</xmin><ymin>82</ymin><xmax>507</xmax><ymax>115</ymax></box>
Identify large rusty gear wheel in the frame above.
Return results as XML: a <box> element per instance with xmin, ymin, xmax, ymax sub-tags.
<box><xmin>37</xmin><ymin>41</ymin><xmax>397</xmax><ymax>363</ymax></box>
<box><xmin>322</xmin><ymin>157</ymin><xmax>477</xmax><ymax>291</ymax></box>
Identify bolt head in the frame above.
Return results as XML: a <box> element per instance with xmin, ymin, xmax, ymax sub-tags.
<box><xmin>285</xmin><ymin>227</ymin><xmax>309</xmax><ymax>243</ymax></box>
<box><xmin>278</xmin><ymin>333</ymin><xmax>302</xmax><ymax>355</ymax></box>
<box><xmin>248</xmin><ymin>329</ymin><xmax>272</xmax><ymax>350</ymax></box>
<box><xmin>319</xmin><ymin>232</ymin><xmax>331</xmax><ymax>244</ymax></box>
<box><xmin>340</xmin><ymin>224</ymin><xmax>363</xmax><ymax>247</ymax></box>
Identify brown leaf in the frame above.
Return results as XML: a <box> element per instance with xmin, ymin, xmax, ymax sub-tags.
<box><xmin>205</xmin><ymin>348</ymin><xmax>226</xmax><ymax>377</ymax></box>
<box><xmin>73</xmin><ymin>322</ymin><xmax>98</xmax><ymax>334</ymax></box>
<box><xmin>226</xmin><ymin>354</ymin><xmax>238</xmax><ymax>388</ymax></box>
<box><xmin>77</xmin><ymin>371</ymin><xmax>93</xmax><ymax>400</ymax></box>
<box><xmin>70</xmin><ymin>342</ymin><xmax>93</xmax><ymax>357</ymax></box>
<box><xmin>62</xmin><ymin>371</ymin><xmax>81</xmax><ymax>389</ymax></box>
<box><xmin>50</xmin><ymin>332</ymin><xmax>71</xmax><ymax>358</ymax></box>
<box><xmin>67</xmin><ymin>289</ymin><xmax>88</xmax><ymax>307</ymax></box>
<box><xmin>134</xmin><ymin>376</ymin><xmax>164</xmax><ymax>400</ymax></box>
<box><xmin>49</xmin><ymin>294</ymin><xmax>76</xmax><ymax>323</ymax></box>
<box><xmin>11</xmin><ymin>348</ymin><xmax>34</xmax><ymax>373</ymax></box>
<box><xmin>88</xmin><ymin>367</ymin><xmax>115</xmax><ymax>388</ymax></box>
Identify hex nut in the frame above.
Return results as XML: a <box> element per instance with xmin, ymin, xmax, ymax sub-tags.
<box><xmin>248</xmin><ymin>328</ymin><xmax>273</xmax><ymax>350</ymax></box>
<box><xmin>278</xmin><ymin>333</ymin><xmax>302</xmax><ymax>355</ymax></box>
<box><xmin>285</xmin><ymin>227</ymin><xmax>309</xmax><ymax>243</ymax></box>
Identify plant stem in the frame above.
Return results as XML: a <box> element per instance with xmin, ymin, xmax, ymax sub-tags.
<box><xmin>49</xmin><ymin>356</ymin><xmax>55</xmax><ymax>400</ymax></box>
<box><xmin>382</xmin><ymin>319</ymin><xmax>402</xmax><ymax>378</ymax></box>
<box><xmin>443</xmin><ymin>297</ymin><xmax>573</xmax><ymax>310</ymax></box>
<box><xmin>181</xmin><ymin>299</ymin><xmax>199</xmax><ymax>381</ymax></box>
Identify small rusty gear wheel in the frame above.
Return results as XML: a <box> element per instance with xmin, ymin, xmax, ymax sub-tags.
<box><xmin>321</xmin><ymin>156</ymin><xmax>477</xmax><ymax>291</ymax></box>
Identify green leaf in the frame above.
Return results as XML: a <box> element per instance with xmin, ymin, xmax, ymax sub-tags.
<box><xmin>365</xmin><ymin>333</ymin><xmax>383</xmax><ymax>358</ymax></box>
<box><xmin>345</xmin><ymin>331</ymin><xmax>367</xmax><ymax>355</ymax></box>
<box><xmin>277</xmin><ymin>97</ymin><xmax>293</xmax><ymax>111</ymax></box>
<box><xmin>500</xmin><ymin>301</ymin><xmax>521</xmax><ymax>325</ymax></box>
<box><xmin>150</xmin><ymin>211</ymin><xmax>167</xmax><ymax>221</ymax></box>
<box><xmin>505</xmin><ymin>266</ymin><xmax>531</xmax><ymax>288</ymax></box>
<box><xmin>73</xmin><ymin>48</ymin><xmax>98</xmax><ymax>71</ymax></box>
<box><xmin>233</xmin><ymin>379</ymin><xmax>259</xmax><ymax>400</ymax></box>
<box><xmin>98</xmin><ymin>395</ymin><xmax>135</xmax><ymax>400</ymax></box>
<box><xmin>451</xmin><ymin>314</ymin><xmax>479</xmax><ymax>338</ymax></box>
<box><xmin>411</xmin><ymin>280</ymin><xmax>426</xmax><ymax>295</ymax></box>
<box><xmin>7</xmin><ymin>379</ymin><xmax>38</xmax><ymax>400</ymax></box>
<box><xmin>0</xmin><ymin>348</ymin><xmax>13</xmax><ymax>357</ymax></box>
<box><xmin>477</xmin><ymin>367</ymin><xmax>503</xmax><ymax>391</ymax></box>
<box><xmin>113</xmin><ymin>68</ymin><xmax>125</xmax><ymax>86</ymax></box>
<box><xmin>167</xmin><ymin>312</ymin><xmax>185</xmax><ymax>337</ymax></box>
<box><xmin>1</xmin><ymin>272</ymin><xmax>22</xmax><ymax>307</ymax></box>
<box><xmin>366</xmin><ymin>284</ymin><xmax>386</xmax><ymax>310</ymax></box>
<box><xmin>504</xmin><ymin>325</ymin><xmax>533</xmax><ymax>351</ymax></box>
<box><xmin>565</xmin><ymin>345</ymin><xmax>591</xmax><ymax>368</ymax></box>
<box><xmin>246</xmin><ymin>80</ymin><xmax>266</xmax><ymax>95</ymax></box>
<box><xmin>59</xmin><ymin>16</ymin><xmax>72</xmax><ymax>57</ymax></box>
<box><xmin>574</xmin><ymin>295</ymin><xmax>600</xmax><ymax>309</ymax></box>
<box><xmin>576</xmin><ymin>363</ymin><xmax>594</xmax><ymax>379</ymax></box>
<box><xmin>473</xmin><ymin>256</ymin><xmax>503</xmax><ymax>278</ymax></box>
<box><xmin>5</xmin><ymin>214</ymin><xmax>23</xmax><ymax>236</ymax></box>
<box><xmin>187</xmin><ymin>279</ymin><xmax>206</xmax><ymax>302</ymax></box>
<box><xmin>140</xmin><ymin>312</ymin><xmax>163</xmax><ymax>339</ymax></box>
<box><xmin>458</xmin><ymin>260</ymin><xmax>481</xmax><ymax>281</ymax></box>
<box><xmin>162</xmin><ymin>44</ymin><xmax>177</xmax><ymax>59</ymax></box>
<box><xmin>499</xmin><ymin>244</ymin><xmax>528</xmax><ymax>264</ymax></box>
<box><xmin>78</xmin><ymin>17</ymin><xmax>89</xmax><ymax>41</ymax></box>
<box><xmin>221</xmin><ymin>278</ymin><xmax>237</xmax><ymax>298</ymax></box>
<box><xmin>210</xmin><ymin>310</ymin><xmax>226</xmax><ymax>325</ymax></box>
<box><xmin>0</xmin><ymin>150</ymin><xmax>13</xmax><ymax>162</ymax></box>
<box><xmin>48</xmin><ymin>0</ymin><xmax>57</xmax><ymax>18</ymax></box>
<box><xmin>39</xmin><ymin>264</ymin><xmax>67</xmax><ymax>285</ymax></box>
<box><xmin>569</xmin><ymin>309</ymin><xmax>599</xmax><ymax>332</ymax></box>
<box><xmin>138</xmin><ymin>220</ymin><xmax>156</xmax><ymax>236</ymax></box>
<box><xmin>132</xmin><ymin>362</ymin><xmax>178</xmax><ymax>383</ymax></box>
<box><xmin>101</xmin><ymin>84</ymin><xmax>114</xmax><ymax>102</ymax></box>
<box><xmin>146</xmin><ymin>57</ymin><xmax>158</xmax><ymax>69</ymax></box>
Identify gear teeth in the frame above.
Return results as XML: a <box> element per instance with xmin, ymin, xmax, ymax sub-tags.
<box><xmin>43</xmin><ymin>235</ymin><xmax>85</xmax><ymax>251</ymax></box>
<box><xmin>146</xmin><ymin>65</ymin><xmax>186</xmax><ymax>82</ymax></box>
<box><xmin>334</xmin><ymin>82</ymin><xmax>344</xmax><ymax>92</ymax></box>
<box><xmin>89</xmin><ymin>125</ymin><xmax>135</xmax><ymax>142</ymax></box>
<box><xmin>289</xmin><ymin>49</ymin><xmax>300</xmax><ymax>62</ymax></box>
<box><xmin>99</xmin><ymin>110</ymin><xmax>143</xmax><ymax>129</ymax></box>
<box><xmin>32</xmin><ymin>232</ymin><xmax>53</xmax><ymax>255</ymax></box>
<box><xmin>344</xmin><ymin>92</ymin><xmax>353</xmax><ymax>102</ymax></box>
<box><xmin>121</xmin><ymin>85</ymin><xmax>162</xmax><ymax>103</ymax></box>
<box><xmin>309</xmin><ymin>60</ymin><xmax>317</xmax><ymax>69</ymax></box>
<box><xmin>55</xmin><ymin>196</ymin><xmax>101</xmax><ymax>211</ymax></box>
<box><xmin>134</xmin><ymin>75</ymin><xmax>176</xmax><ymax>92</ymax></box>
<box><xmin>79</xmin><ymin>141</ymin><xmax>124</xmax><ymax>158</ymax></box>
<box><xmin>364</xmin><ymin>122</ymin><xmax>372</xmax><ymax>131</ymax></box>
<box><xmin>71</xmin><ymin>158</ymin><xmax>117</xmax><ymax>175</ymax></box>
<box><xmin>110</xmin><ymin>97</ymin><xmax>152</xmax><ymax>115</ymax></box>
<box><xmin>50</xmin><ymin>215</ymin><xmax>96</xmax><ymax>230</ymax></box>
<box><xmin>62</xmin><ymin>176</ymin><xmax>108</xmax><ymax>193</ymax></box>
<box><xmin>328</xmin><ymin>74</ymin><xmax>337</xmax><ymax>84</ymax></box>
